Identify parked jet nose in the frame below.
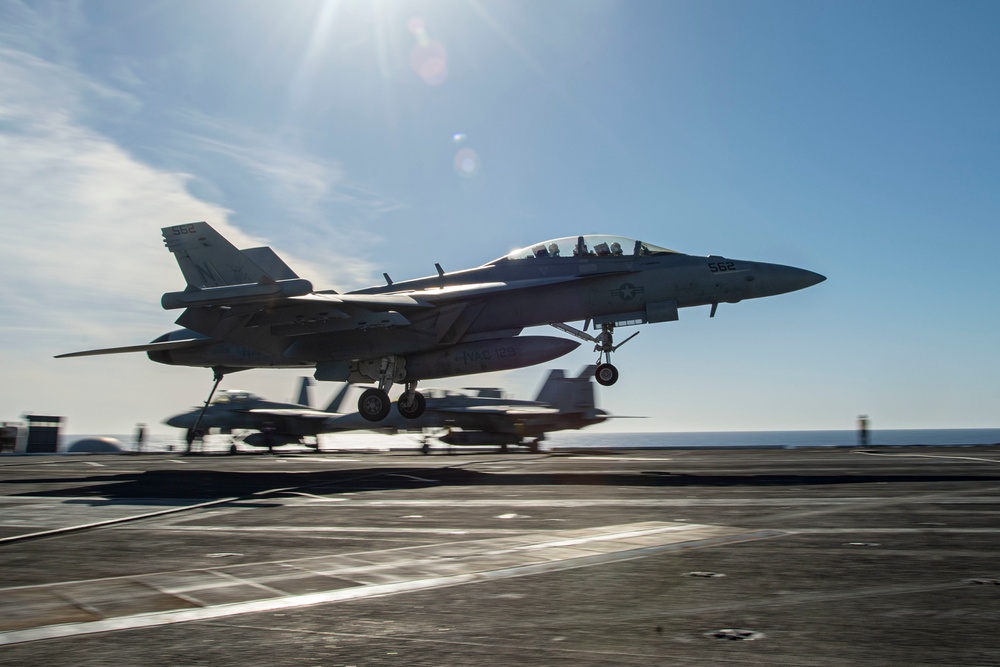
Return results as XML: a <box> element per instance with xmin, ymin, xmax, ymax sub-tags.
<box><xmin>164</xmin><ymin>411</ymin><xmax>198</xmax><ymax>429</ymax></box>
<box><xmin>751</xmin><ymin>262</ymin><xmax>826</xmax><ymax>298</ymax></box>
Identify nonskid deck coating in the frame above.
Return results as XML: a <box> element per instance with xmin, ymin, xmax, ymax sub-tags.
<box><xmin>1</xmin><ymin>446</ymin><xmax>999</xmax><ymax>665</ymax></box>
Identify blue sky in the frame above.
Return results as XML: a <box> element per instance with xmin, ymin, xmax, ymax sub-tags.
<box><xmin>1</xmin><ymin>0</ymin><xmax>998</xmax><ymax>435</ymax></box>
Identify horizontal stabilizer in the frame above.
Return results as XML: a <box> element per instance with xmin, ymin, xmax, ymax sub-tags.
<box><xmin>55</xmin><ymin>338</ymin><xmax>209</xmax><ymax>359</ymax></box>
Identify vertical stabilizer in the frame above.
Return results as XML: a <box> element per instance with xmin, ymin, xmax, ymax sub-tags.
<box><xmin>162</xmin><ymin>222</ymin><xmax>270</xmax><ymax>288</ymax></box>
<box><xmin>534</xmin><ymin>366</ymin><xmax>598</xmax><ymax>413</ymax></box>
<box><xmin>324</xmin><ymin>384</ymin><xmax>352</xmax><ymax>413</ymax></box>
<box><xmin>295</xmin><ymin>377</ymin><xmax>314</xmax><ymax>407</ymax></box>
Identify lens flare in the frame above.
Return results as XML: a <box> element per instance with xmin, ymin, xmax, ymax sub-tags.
<box><xmin>454</xmin><ymin>147</ymin><xmax>480</xmax><ymax>177</ymax></box>
<box><xmin>408</xmin><ymin>16</ymin><xmax>448</xmax><ymax>86</ymax></box>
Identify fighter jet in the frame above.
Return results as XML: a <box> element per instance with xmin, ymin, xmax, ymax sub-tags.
<box><xmin>59</xmin><ymin>223</ymin><xmax>824</xmax><ymax>423</ymax></box>
<box><xmin>164</xmin><ymin>378</ymin><xmax>348</xmax><ymax>452</ymax></box>
<box><xmin>327</xmin><ymin>365</ymin><xmax>622</xmax><ymax>453</ymax></box>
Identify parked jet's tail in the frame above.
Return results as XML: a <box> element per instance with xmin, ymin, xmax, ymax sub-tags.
<box><xmin>294</xmin><ymin>377</ymin><xmax>314</xmax><ymax>408</ymax></box>
<box><xmin>533</xmin><ymin>365</ymin><xmax>598</xmax><ymax>413</ymax></box>
<box><xmin>324</xmin><ymin>383</ymin><xmax>351</xmax><ymax>413</ymax></box>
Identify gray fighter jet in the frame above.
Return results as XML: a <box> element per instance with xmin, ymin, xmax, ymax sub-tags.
<box><xmin>164</xmin><ymin>378</ymin><xmax>348</xmax><ymax>452</ymax></box>
<box><xmin>327</xmin><ymin>365</ymin><xmax>621</xmax><ymax>453</ymax></box>
<box><xmin>59</xmin><ymin>223</ymin><xmax>824</xmax><ymax>423</ymax></box>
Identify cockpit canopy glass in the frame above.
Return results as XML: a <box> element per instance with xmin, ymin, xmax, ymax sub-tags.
<box><xmin>492</xmin><ymin>235</ymin><xmax>678</xmax><ymax>263</ymax></box>
<box><xmin>212</xmin><ymin>391</ymin><xmax>258</xmax><ymax>405</ymax></box>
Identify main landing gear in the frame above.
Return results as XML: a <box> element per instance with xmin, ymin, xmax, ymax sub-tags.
<box><xmin>551</xmin><ymin>322</ymin><xmax>640</xmax><ymax>387</ymax></box>
<box><xmin>357</xmin><ymin>356</ymin><xmax>427</xmax><ymax>422</ymax></box>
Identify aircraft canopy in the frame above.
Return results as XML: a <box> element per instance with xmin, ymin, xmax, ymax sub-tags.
<box><xmin>211</xmin><ymin>391</ymin><xmax>260</xmax><ymax>404</ymax></box>
<box><xmin>493</xmin><ymin>235</ymin><xmax>678</xmax><ymax>263</ymax></box>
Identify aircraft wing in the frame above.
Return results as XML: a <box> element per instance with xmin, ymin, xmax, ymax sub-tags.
<box><xmin>167</xmin><ymin>282</ymin><xmax>529</xmax><ymax>315</ymax></box>
<box><xmin>55</xmin><ymin>338</ymin><xmax>210</xmax><ymax>359</ymax></box>
<box><xmin>193</xmin><ymin>277</ymin><xmax>593</xmax><ymax>338</ymax></box>
<box><xmin>246</xmin><ymin>408</ymin><xmax>335</xmax><ymax>420</ymax></box>
<box><xmin>287</xmin><ymin>278</ymin><xmax>582</xmax><ymax>310</ymax></box>
<box><xmin>390</xmin><ymin>276</ymin><xmax>601</xmax><ymax>301</ymax></box>
<box><xmin>431</xmin><ymin>405</ymin><xmax>560</xmax><ymax>416</ymax></box>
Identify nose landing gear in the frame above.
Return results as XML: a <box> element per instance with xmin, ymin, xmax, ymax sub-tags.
<box><xmin>551</xmin><ymin>322</ymin><xmax>640</xmax><ymax>387</ymax></box>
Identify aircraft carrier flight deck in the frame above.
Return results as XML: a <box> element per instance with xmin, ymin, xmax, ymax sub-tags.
<box><xmin>2</xmin><ymin>445</ymin><xmax>1000</xmax><ymax>666</ymax></box>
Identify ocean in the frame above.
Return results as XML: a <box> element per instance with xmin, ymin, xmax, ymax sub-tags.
<box><xmin>58</xmin><ymin>428</ymin><xmax>1000</xmax><ymax>454</ymax></box>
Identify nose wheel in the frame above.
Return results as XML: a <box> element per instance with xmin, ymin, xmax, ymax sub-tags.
<box><xmin>595</xmin><ymin>363</ymin><xmax>619</xmax><ymax>386</ymax></box>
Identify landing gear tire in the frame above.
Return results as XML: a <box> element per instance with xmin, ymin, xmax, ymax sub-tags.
<box><xmin>359</xmin><ymin>388</ymin><xmax>392</xmax><ymax>422</ymax></box>
<box><xmin>595</xmin><ymin>363</ymin><xmax>619</xmax><ymax>386</ymax></box>
<box><xmin>398</xmin><ymin>391</ymin><xmax>426</xmax><ymax>419</ymax></box>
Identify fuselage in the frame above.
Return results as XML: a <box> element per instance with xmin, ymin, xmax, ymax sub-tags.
<box><xmin>147</xmin><ymin>234</ymin><xmax>824</xmax><ymax>376</ymax></box>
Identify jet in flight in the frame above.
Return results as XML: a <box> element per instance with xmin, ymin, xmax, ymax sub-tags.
<box><xmin>59</xmin><ymin>223</ymin><xmax>824</xmax><ymax>423</ymax></box>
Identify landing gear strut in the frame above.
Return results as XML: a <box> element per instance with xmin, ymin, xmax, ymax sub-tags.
<box><xmin>357</xmin><ymin>357</ymin><xmax>426</xmax><ymax>422</ymax></box>
<box><xmin>551</xmin><ymin>322</ymin><xmax>639</xmax><ymax>387</ymax></box>
<box><xmin>593</xmin><ymin>324</ymin><xmax>620</xmax><ymax>387</ymax></box>
<box><xmin>186</xmin><ymin>367</ymin><xmax>225</xmax><ymax>454</ymax></box>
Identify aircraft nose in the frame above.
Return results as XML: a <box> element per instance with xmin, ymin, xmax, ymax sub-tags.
<box><xmin>752</xmin><ymin>263</ymin><xmax>826</xmax><ymax>297</ymax></box>
<box><xmin>164</xmin><ymin>412</ymin><xmax>196</xmax><ymax>429</ymax></box>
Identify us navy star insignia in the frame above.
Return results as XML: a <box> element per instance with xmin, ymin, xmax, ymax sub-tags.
<box><xmin>612</xmin><ymin>282</ymin><xmax>644</xmax><ymax>301</ymax></box>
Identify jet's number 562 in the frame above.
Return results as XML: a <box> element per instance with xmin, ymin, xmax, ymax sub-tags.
<box><xmin>708</xmin><ymin>261</ymin><xmax>737</xmax><ymax>273</ymax></box>
<box><xmin>171</xmin><ymin>224</ymin><xmax>197</xmax><ymax>235</ymax></box>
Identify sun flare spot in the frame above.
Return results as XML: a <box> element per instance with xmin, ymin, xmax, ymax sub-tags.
<box><xmin>408</xmin><ymin>16</ymin><xmax>448</xmax><ymax>86</ymax></box>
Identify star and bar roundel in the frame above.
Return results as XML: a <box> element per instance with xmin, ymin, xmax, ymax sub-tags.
<box><xmin>612</xmin><ymin>283</ymin><xmax>645</xmax><ymax>301</ymax></box>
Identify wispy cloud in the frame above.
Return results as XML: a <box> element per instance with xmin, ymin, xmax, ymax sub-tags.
<box><xmin>167</xmin><ymin>111</ymin><xmax>406</xmax><ymax>289</ymax></box>
<box><xmin>0</xmin><ymin>47</ymin><xmax>321</xmax><ymax>346</ymax></box>
<box><xmin>0</xmin><ymin>39</ymin><xmax>391</xmax><ymax>430</ymax></box>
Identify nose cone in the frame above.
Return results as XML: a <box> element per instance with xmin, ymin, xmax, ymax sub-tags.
<box><xmin>164</xmin><ymin>411</ymin><xmax>197</xmax><ymax>429</ymax></box>
<box><xmin>752</xmin><ymin>263</ymin><xmax>826</xmax><ymax>298</ymax></box>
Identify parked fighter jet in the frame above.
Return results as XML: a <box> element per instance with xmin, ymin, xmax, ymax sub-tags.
<box><xmin>164</xmin><ymin>377</ymin><xmax>349</xmax><ymax>452</ymax></box>
<box><xmin>327</xmin><ymin>365</ymin><xmax>620</xmax><ymax>453</ymax></box>
<box><xmin>59</xmin><ymin>223</ymin><xmax>824</xmax><ymax>423</ymax></box>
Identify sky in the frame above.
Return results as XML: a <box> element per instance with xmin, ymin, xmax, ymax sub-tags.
<box><xmin>1</xmin><ymin>0</ymin><xmax>998</xmax><ymax>436</ymax></box>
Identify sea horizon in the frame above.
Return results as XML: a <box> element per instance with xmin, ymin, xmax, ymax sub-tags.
<box><xmin>49</xmin><ymin>427</ymin><xmax>1000</xmax><ymax>454</ymax></box>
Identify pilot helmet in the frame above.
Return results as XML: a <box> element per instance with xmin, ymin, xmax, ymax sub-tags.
<box><xmin>548</xmin><ymin>243</ymin><xmax>560</xmax><ymax>256</ymax></box>
<box><xmin>610</xmin><ymin>242</ymin><xmax>622</xmax><ymax>255</ymax></box>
